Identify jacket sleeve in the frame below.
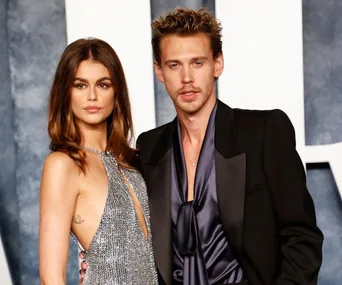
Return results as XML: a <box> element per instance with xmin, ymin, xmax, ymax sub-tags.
<box><xmin>133</xmin><ymin>134</ymin><xmax>143</xmax><ymax>173</ymax></box>
<box><xmin>263</xmin><ymin>110</ymin><xmax>323</xmax><ymax>285</ymax></box>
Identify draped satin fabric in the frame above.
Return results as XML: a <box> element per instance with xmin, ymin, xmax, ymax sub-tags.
<box><xmin>171</xmin><ymin>103</ymin><xmax>245</xmax><ymax>284</ymax></box>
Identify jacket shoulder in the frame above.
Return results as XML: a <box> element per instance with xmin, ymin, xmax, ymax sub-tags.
<box><xmin>233</xmin><ymin>107</ymin><xmax>289</xmax><ymax>130</ymax></box>
<box><xmin>136</xmin><ymin>121</ymin><xmax>174</xmax><ymax>162</ymax></box>
<box><xmin>137</xmin><ymin>121</ymin><xmax>173</xmax><ymax>146</ymax></box>
<box><xmin>232</xmin><ymin>108</ymin><xmax>292</xmax><ymax>148</ymax></box>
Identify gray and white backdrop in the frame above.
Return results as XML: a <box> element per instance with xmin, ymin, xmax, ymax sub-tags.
<box><xmin>0</xmin><ymin>0</ymin><xmax>341</xmax><ymax>284</ymax></box>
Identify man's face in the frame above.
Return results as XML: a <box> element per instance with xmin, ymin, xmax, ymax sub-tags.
<box><xmin>154</xmin><ymin>33</ymin><xmax>223</xmax><ymax>115</ymax></box>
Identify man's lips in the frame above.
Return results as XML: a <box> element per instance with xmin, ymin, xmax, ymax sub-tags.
<box><xmin>180</xmin><ymin>90</ymin><xmax>198</xmax><ymax>96</ymax></box>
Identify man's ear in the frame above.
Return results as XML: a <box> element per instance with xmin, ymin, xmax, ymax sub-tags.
<box><xmin>154</xmin><ymin>60</ymin><xmax>165</xmax><ymax>83</ymax></box>
<box><xmin>214</xmin><ymin>53</ymin><xmax>224</xmax><ymax>78</ymax></box>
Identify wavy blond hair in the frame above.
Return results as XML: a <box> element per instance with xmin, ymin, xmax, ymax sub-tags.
<box><xmin>152</xmin><ymin>7</ymin><xmax>222</xmax><ymax>64</ymax></box>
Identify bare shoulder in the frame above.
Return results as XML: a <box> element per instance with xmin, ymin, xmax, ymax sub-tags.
<box><xmin>42</xmin><ymin>151</ymin><xmax>81</xmax><ymax>178</ymax></box>
<box><xmin>41</xmin><ymin>151</ymin><xmax>80</xmax><ymax>196</ymax></box>
<box><xmin>43</xmin><ymin>151</ymin><xmax>76</xmax><ymax>170</ymax></box>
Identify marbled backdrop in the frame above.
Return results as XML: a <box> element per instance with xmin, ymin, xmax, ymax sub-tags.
<box><xmin>1</xmin><ymin>0</ymin><xmax>78</xmax><ymax>284</ymax></box>
<box><xmin>0</xmin><ymin>0</ymin><xmax>20</xmax><ymax>284</ymax></box>
<box><xmin>303</xmin><ymin>0</ymin><xmax>342</xmax><ymax>284</ymax></box>
<box><xmin>0</xmin><ymin>0</ymin><xmax>341</xmax><ymax>284</ymax></box>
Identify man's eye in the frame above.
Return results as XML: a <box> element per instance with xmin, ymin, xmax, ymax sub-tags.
<box><xmin>194</xmin><ymin>61</ymin><xmax>202</xmax><ymax>66</ymax></box>
<box><xmin>170</xmin><ymin>63</ymin><xmax>179</xmax><ymax>68</ymax></box>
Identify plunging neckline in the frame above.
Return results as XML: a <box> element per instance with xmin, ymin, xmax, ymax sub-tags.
<box><xmin>83</xmin><ymin>145</ymin><xmax>149</xmax><ymax>241</ymax></box>
<box><xmin>82</xmin><ymin>145</ymin><xmax>110</xmax><ymax>155</ymax></box>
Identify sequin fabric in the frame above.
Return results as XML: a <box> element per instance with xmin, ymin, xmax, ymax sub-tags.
<box><xmin>72</xmin><ymin>147</ymin><xmax>158</xmax><ymax>285</ymax></box>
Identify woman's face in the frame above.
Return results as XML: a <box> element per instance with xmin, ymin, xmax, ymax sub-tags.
<box><xmin>70</xmin><ymin>60</ymin><xmax>115</xmax><ymax>129</ymax></box>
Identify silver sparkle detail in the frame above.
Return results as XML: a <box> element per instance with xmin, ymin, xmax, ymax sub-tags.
<box><xmin>71</xmin><ymin>148</ymin><xmax>158</xmax><ymax>284</ymax></box>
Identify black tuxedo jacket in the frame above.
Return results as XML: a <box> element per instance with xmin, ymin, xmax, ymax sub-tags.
<box><xmin>136</xmin><ymin>100</ymin><xmax>323</xmax><ymax>285</ymax></box>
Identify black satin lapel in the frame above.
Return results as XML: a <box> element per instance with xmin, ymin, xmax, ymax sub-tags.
<box><xmin>215</xmin><ymin>100</ymin><xmax>237</xmax><ymax>158</ymax></box>
<box><xmin>144</xmin><ymin>150</ymin><xmax>172</xmax><ymax>284</ymax></box>
<box><xmin>149</xmin><ymin>118</ymin><xmax>177</xmax><ymax>165</ymax></box>
<box><xmin>173</xmin><ymin>125</ymin><xmax>187</xmax><ymax>202</ymax></box>
<box><xmin>215</xmin><ymin>150</ymin><xmax>246</xmax><ymax>252</ymax></box>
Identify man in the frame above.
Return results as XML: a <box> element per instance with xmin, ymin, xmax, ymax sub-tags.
<box><xmin>81</xmin><ymin>7</ymin><xmax>323</xmax><ymax>285</ymax></box>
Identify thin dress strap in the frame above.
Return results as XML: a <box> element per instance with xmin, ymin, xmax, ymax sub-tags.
<box><xmin>70</xmin><ymin>231</ymin><xmax>85</xmax><ymax>252</ymax></box>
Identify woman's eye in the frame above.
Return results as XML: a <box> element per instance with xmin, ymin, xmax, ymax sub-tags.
<box><xmin>76</xmin><ymin>83</ymin><xmax>86</xmax><ymax>89</ymax></box>
<box><xmin>98</xmin><ymin>83</ymin><xmax>109</xmax><ymax>88</ymax></box>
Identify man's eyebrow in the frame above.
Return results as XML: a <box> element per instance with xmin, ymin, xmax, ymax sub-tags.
<box><xmin>164</xmin><ymin>57</ymin><xmax>208</xmax><ymax>65</ymax></box>
<box><xmin>191</xmin><ymin>56</ymin><xmax>208</xmax><ymax>61</ymax></box>
<box><xmin>164</xmin><ymin>59</ymin><xmax>182</xmax><ymax>65</ymax></box>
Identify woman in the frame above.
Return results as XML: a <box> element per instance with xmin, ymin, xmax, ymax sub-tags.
<box><xmin>39</xmin><ymin>38</ymin><xmax>158</xmax><ymax>284</ymax></box>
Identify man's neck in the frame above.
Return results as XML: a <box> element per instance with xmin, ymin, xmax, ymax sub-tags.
<box><xmin>177</xmin><ymin>97</ymin><xmax>216</xmax><ymax>147</ymax></box>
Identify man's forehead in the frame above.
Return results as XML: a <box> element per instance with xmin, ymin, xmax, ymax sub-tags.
<box><xmin>160</xmin><ymin>34</ymin><xmax>212</xmax><ymax>60</ymax></box>
<box><xmin>160</xmin><ymin>33</ymin><xmax>210</xmax><ymax>45</ymax></box>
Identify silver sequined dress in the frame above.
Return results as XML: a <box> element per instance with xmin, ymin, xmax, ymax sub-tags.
<box><xmin>72</xmin><ymin>148</ymin><xmax>158</xmax><ymax>285</ymax></box>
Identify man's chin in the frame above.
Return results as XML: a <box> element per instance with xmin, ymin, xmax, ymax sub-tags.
<box><xmin>177</xmin><ymin>102</ymin><xmax>202</xmax><ymax>115</ymax></box>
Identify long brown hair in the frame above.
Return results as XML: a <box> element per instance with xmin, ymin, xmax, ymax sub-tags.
<box><xmin>152</xmin><ymin>7</ymin><xmax>222</xmax><ymax>65</ymax></box>
<box><xmin>48</xmin><ymin>38</ymin><xmax>136</xmax><ymax>173</ymax></box>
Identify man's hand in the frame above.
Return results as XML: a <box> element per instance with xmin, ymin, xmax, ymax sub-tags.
<box><xmin>78</xmin><ymin>251</ymin><xmax>88</xmax><ymax>285</ymax></box>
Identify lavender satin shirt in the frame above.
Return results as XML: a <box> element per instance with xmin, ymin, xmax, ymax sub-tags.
<box><xmin>171</xmin><ymin>103</ymin><xmax>246</xmax><ymax>285</ymax></box>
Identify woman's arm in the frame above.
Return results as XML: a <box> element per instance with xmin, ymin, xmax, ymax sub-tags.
<box><xmin>39</xmin><ymin>152</ymin><xmax>79</xmax><ymax>285</ymax></box>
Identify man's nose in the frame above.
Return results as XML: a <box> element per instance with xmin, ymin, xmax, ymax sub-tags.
<box><xmin>182</xmin><ymin>66</ymin><xmax>193</xmax><ymax>84</ymax></box>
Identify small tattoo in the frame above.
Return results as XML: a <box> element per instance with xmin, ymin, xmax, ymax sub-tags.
<box><xmin>73</xmin><ymin>214</ymin><xmax>85</xmax><ymax>224</ymax></box>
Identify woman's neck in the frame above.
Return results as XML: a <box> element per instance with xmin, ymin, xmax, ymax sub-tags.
<box><xmin>78</xmin><ymin>122</ymin><xmax>108</xmax><ymax>151</ymax></box>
